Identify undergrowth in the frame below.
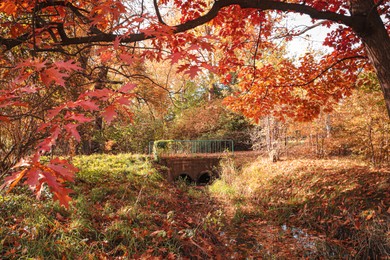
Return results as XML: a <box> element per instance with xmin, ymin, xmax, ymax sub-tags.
<box><xmin>0</xmin><ymin>153</ymin><xmax>224</xmax><ymax>259</ymax></box>
<box><xmin>1</xmin><ymin>153</ymin><xmax>388</xmax><ymax>258</ymax></box>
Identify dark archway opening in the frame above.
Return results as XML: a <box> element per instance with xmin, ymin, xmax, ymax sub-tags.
<box><xmin>197</xmin><ymin>171</ymin><xmax>212</xmax><ymax>185</ymax></box>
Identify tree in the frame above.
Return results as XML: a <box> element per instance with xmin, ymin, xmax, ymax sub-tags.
<box><xmin>331</xmin><ymin>72</ymin><xmax>390</xmax><ymax>165</ymax></box>
<box><xmin>0</xmin><ymin>0</ymin><xmax>389</xmax><ymax>206</ymax></box>
<box><xmin>1</xmin><ymin>1</ymin><xmax>388</xmax><ymax>114</ymax></box>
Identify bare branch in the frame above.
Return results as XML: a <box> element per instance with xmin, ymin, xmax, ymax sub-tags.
<box><xmin>275</xmin><ymin>21</ymin><xmax>329</xmax><ymax>39</ymax></box>
<box><xmin>0</xmin><ymin>33</ymin><xmax>31</xmax><ymax>52</ymax></box>
<box><xmin>153</xmin><ymin>0</ymin><xmax>167</xmax><ymax>25</ymax></box>
<box><xmin>251</xmin><ymin>15</ymin><xmax>263</xmax><ymax>86</ymax></box>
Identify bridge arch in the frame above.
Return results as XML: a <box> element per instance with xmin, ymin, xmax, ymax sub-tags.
<box><xmin>197</xmin><ymin>170</ymin><xmax>212</xmax><ymax>185</ymax></box>
<box><xmin>176</xmin><ymin>173</ymin><xmax>193</xmax><ymax>183</ymax></box>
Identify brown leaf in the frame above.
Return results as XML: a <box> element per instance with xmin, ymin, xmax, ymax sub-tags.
<box><xmin>354</xmin><ymin>219</ymin><xmax>361</xmax><ymax>229</ymax></box>
<box><xmin>56</xmin><ymin>213</ymin><xmax>65</xmax><ymax>222</ymax></box>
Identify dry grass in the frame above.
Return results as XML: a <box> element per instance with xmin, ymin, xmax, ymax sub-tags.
<box><xmin>210</xmin><ymin>156</ymin><xmax>390</xmax><ymax>258</ymax></box>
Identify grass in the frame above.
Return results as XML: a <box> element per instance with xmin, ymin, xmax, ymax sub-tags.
<box><xmin>208</xmin><ymin>156</ymin><xmax>390</xmax><ymax>258</ymax></box>
<box><xmin>1</xmin><ymin>153</ymin><xmax>388</xmax><ymax>258</ymax></box>
<box><xmin>0</xmin><ymin>153</ymin><xmax>224</xmax><ymax>259</ymax></box>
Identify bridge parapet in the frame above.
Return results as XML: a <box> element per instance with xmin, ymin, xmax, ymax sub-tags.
<box><xmin>149</xmin><ymin>140</ymin><xmax>233</xmax><ymax>160</ymax></box>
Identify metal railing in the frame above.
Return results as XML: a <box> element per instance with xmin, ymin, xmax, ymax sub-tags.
<box><xmin>149</xmin><ymin>140</ymin><xmax>234</xmax><ymax>159</ymax></box>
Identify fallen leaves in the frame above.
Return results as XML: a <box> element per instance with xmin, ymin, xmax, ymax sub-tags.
<box><xmin>210</xmin><ymin>156</ymin><xmax>390</xmax><ymax>258</ymax></box>
<box><xmin>1</xmin><ymin>154</ymin><xmax>388</xmax><ymax>258</ymax></box>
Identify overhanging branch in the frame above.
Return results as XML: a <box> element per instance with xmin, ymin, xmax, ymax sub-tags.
<box><xmin>1</xmin><ymin>0</ymin><xmax>359</xmax><ymax>49</ymax></box>
<box><xmin>289</xmin><ymin>55</ymin><xmax>368</xmax><ymax>88</ymax></box>
<box><xmin>61</xmin><ymin>0</ymin><xmax>358</xmax><ymax>45</ymax></box>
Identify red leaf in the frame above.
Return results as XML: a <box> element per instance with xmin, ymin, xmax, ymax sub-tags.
<box><xmin>0</xmin><ymin>170</ymin><xmax>26</xmax><ymax>191</ymax></box>
<box><xmin>0</xmin><ymin>115</ymin><xmax>10</xmax><ymax>122</ymax></box>
<box><xmin>0</xmin><ymin>101</ymin><xmax>28</xmax><ymax>109</ymax></box>
<box><xmin>225</xmin><ymin>73</ymin><xmax>232</xmax><ymax>84</ymax></box>
<box><xmin>53</xmin><ymin>187</ymin><xmax>73</xmax><ymax>209</ymax></box>
<box><xmin>82</xmin><ymin>89</ymin><xmax>113</xmax><ymax>100</ymax></box>
<box><xmin>185</xmin><ymin>66</ymin><xmax>201</xmax><ymax>78</ymax></box>
<box><xmin>102</xmin><ymin>105</ymin><xmax>117</xmax><ymax>124</ymax></box>
<box><xmin>16</xmin><ymin>58</ymin><xmax>46</xmax><ymax>70</ymax></box>
<box><xmin>47</xmin><ymin>106</ymin><xmax>64</xmax><ymax>119</ymax></box>
<box><xmin>47</xmin><ymin>163</ymin><xmax>77</xmax><ymax>182</ymax></box>
<box><xmin>19</xmin><ymin>86</ymin><xmax>38</xmax><ymax>93</ymax></box>
<box><xmin>38</xmin><ymin>139</ymin><xmax>54</xmax><ymax>153</ymax></box>
<box><xmin>119</xmin><ymin>53</ymin><xmax>134</xmax><ymax>64</ymax></box>
<box><xmin>113</xmin><ymin>36</ymin><xmax>121</xmax><ymax>49</ymax></box>
<box><xmin>53</xmin><ymin>60</ymin><xmax>82</xmax><ymax>71</ymax></box>
<box><xmin>116</xmin><ymin>97</ymin><xmax>132</xmax><ymax>106</ymax></box>
<box><xmin>188</xmin><ymin>44</ymin><xmax>200</xmax><ymax>51</ymax></box>
<box><xmin>100</xmin><ymin>51</ymin><xmax>112</xmax><ymax>63</ymax></box>
<box><xmin>64</xmin><ymin>123</ymin><xmax>81</xmax><ymax>142</ymax></box>
<box><xmin>170</xmin><ymin>52</ymin><xmax>183</xmax><ymax>65</ymax></box>
<box><xmin>66</xmin><ymin>112</ymin><xmax>93</xmax><ymax>123</ymax></box>
<box><xmin>77</xmin><ymin>100</ymin><xmax>99</xmax><ymax>111</ymax></box>
<box><xmin>11</xmin><ymin>157</ymin><xmax>31</xmax><ymax>169</ymax></box>
<box><xmin>24</xmin><ymin>167</ymin><xmax>40</xmax><ymax>191</ymax></box>
<box><xmin>0</xmin><ymin>1</ymin><xmax>18</xmax><ymax>15</ymax></box>
<box><xmin>40</xmin><ymin>171</ymin><xmax>61</xmax><ymax>193</ymax></box>
<box><xmin>40</xmin><ymin>67</ymin><xmax>67</xmax><ymax>87</ymax></box>
<box><xmin>201</xmin><ymin>62</ymin><xmax>217</xmax><ymax>73</ymax></box>
<box><xmin>50</xmin><ymin>157</ymin><xmax>79</xmax><ymax>173</ymax></box>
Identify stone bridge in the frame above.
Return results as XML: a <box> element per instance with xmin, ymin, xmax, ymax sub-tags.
<box><xmin>150</xmin><ymin>140</ymin><xmax>234</xmax><ymax>184</ymax></box>
<box><xmin>158</xmin><ymin>155</ymin><xmax>223</xmax><ymax>184</ymax></box>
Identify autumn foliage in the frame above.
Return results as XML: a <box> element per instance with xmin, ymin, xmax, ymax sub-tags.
<box><xmin>1</xmin><ymin>0</ymin><xmax>390</xmax><ymax>205</ymax></box>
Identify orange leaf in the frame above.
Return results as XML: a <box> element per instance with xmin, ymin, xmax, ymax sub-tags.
<box><xmin>6</xmin><ymin>169</ymin><xmax>28</xmax><ymax>194</ymax></box>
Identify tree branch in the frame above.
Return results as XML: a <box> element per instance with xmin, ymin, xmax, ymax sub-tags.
<box><xmin>289</xmin><ymin>55</ymin><xmax>367</xmax><ymax>88</ymax></box>
<box><xmin>60</xmin><ymin>0</ymin><xmax>358</xmax><ymax>45</ymax></box>
<box><xmin>0</xmin><ymin>0</ymin><xmax>361</xmax><ymax>49</ymax></box>
<box><xmin>275</xmin><ymin>21</ymin><xmax>329</xmax><ymax>39</ymax></box>
<box><xmin>153</xmin><ymin>0</ymin><xmax>166</xmax><ymax>25</ymax></box>
<box><xmin>0</xmin><ymin>33</ymin><xmax>31</xmax><ymax>52</ymax></box>
<box><xmin>367</xmin><ymin>0</ymin><xmax>385</xmax><ymax>22</ymax></box>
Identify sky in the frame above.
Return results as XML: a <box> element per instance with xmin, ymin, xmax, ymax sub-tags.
<box><xmin>283</xmin><ymin>13</ymin><xmax>334</xmax><ymax>58</ymax></box>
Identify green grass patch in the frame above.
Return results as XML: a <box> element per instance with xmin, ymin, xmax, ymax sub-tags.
<box><xmin>209</xmin><ymin>179</ymin><xmax>236</xmax><ymax>197</ymax></box>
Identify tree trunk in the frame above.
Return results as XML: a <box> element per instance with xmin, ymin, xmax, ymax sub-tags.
<box><xmin>362</xmin><ymin>32</ymin><xmax>390</xmax><ymax>119</ymax></box>
<box><xmin>352</xmin><ymin>0</ymin><xmax>390</xmax><ymax>118</ymax></box>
